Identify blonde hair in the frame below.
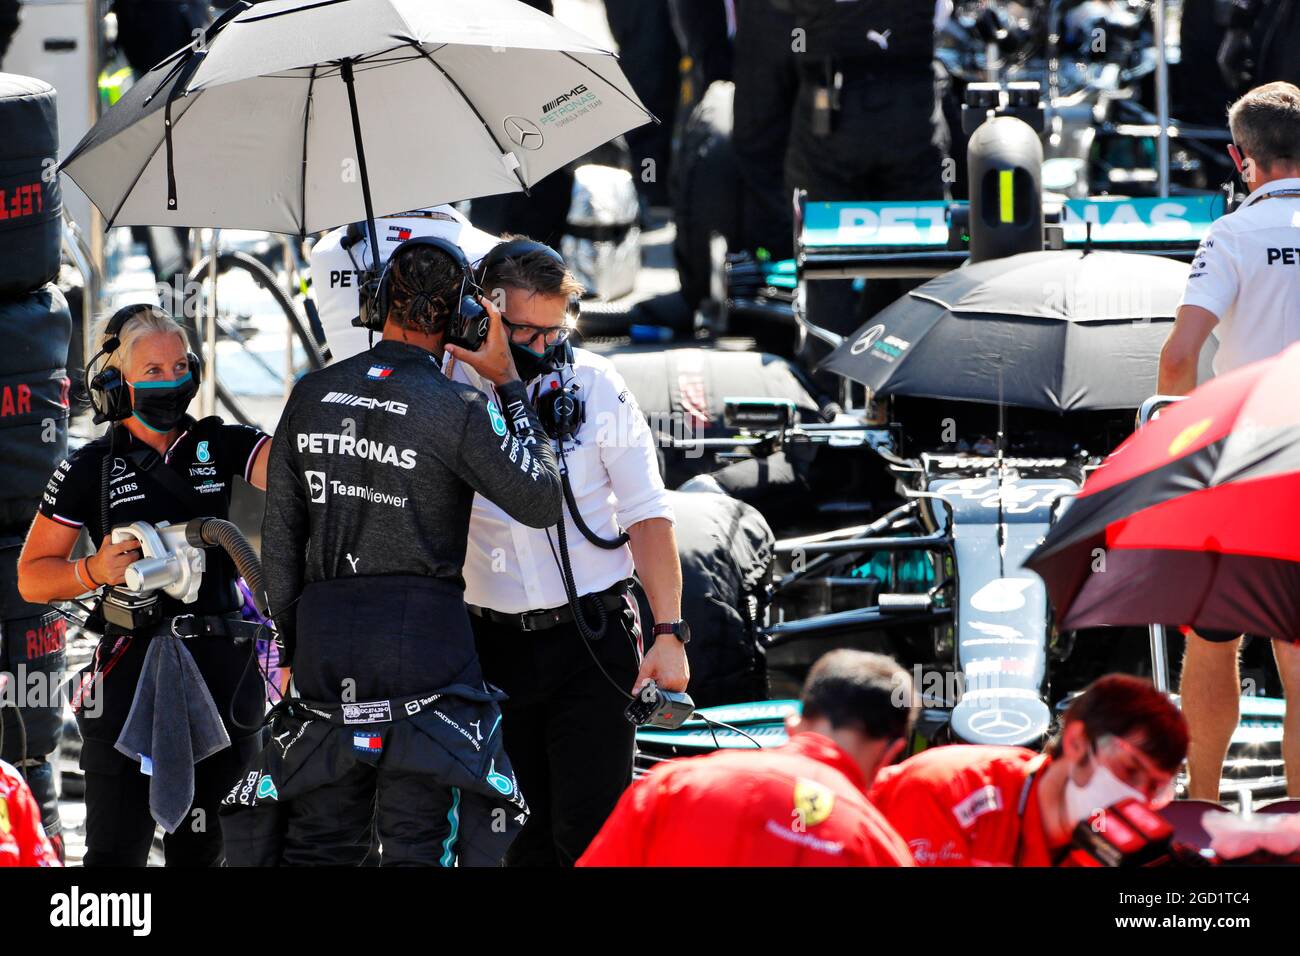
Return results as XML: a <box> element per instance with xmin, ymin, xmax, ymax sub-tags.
<box><xmin>91</xmin><ymin>306</ymin><xmax>190</xmax><ymax>380</ymax></box>
<box><xmin>1228</xmin><ymin>81</ymin><xmax>1300</xmax><ymax>170</ymax></box>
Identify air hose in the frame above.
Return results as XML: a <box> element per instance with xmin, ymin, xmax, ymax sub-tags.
<box><xmin>184</xmin><ymin>517</ymin><xmax>268</xmax><ymax>616</ymax></box>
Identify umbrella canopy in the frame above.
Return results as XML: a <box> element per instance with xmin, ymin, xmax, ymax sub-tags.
<box><xmin>819</xmin><ymin>249</ymin><xmax>1215</xmax><ymax>412</ymax></box>
<box><xmin>1025</xmin><ymin>343</ymin><xmax>1300</xmax><ymax>640</ymax></box>
<box><xmin>60</xmin><ymin>0</ymin><xmax>651</xmax><ymax>240</ymax></box>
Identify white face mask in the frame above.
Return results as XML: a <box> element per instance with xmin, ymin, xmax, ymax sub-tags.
<box><xmin>1063</xmin><ymin>756</ymin><xmax>1147</xmax><ymax>827</ymax></box>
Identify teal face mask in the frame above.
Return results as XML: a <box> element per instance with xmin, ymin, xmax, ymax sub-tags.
<box><xmin>130</xmin><ymin>372</ymin><xmax>197</xmax><ymax>432</ymax></box>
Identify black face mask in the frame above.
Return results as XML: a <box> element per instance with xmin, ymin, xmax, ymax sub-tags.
<box><xmin>130</xmin><ymin>372</ymin><xmax>197</xmax><ymax>433</ymax></box>
<box><xmin>509</xmin><ymin>342</ymin><xmax>561</xmax><ymax>382</ymax></box>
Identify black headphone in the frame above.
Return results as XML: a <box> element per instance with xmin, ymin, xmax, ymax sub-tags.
<box><xmin>357</xmin><ymin>235</ymin><xmax>489</xmax><ymax>350</ymax></box>
<box><xmin>533</xmin><ymin>349</ymin><xmax>584</xmax><ymax>441</ymax></box>
<box><xmin>476</xmin><ymin>238</ymin><xmax>581</xmax><ymax>322</ymax></box>
<box><xmin>87</xmin><ymin>304</ymin><xmax>202</xmax><ymax>425</ymax></box>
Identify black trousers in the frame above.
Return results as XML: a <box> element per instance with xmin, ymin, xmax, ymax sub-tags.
<box><xmin>82</xmin><ymin>737</ymin><xmax>258</xmax><ymax>867</ymax></box>
<box><xmin>473</xmin><ymin>596</ymin><xmax>642</xmax><ymax>866</ymax></box>
<box><xmin>786</xmin><ymin>70</ymin><xmax>950</xmax><ymax>390</ymax></box>
<box><xmin>604</xmin><ymin>0</ymin><xmax>680</xmax><ymax>206</ymax></box>
<box><xmin>283</xmin><ymin>576</ymin><xmax>484</xmax><ymax>866</ymax></box>
<box><xmin>280</xmin><ymin>764</ymin><xmax>458</xmax><ymax>867</ymax></box>
<box><xmin>732</xmin><ymin>0</ymin><xmax>800</xmax><ymax>259</ymax></box>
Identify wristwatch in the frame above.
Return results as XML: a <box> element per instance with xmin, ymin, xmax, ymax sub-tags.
<box><xmin>653</xmin><ymin>620</ymin><xmax>691</xmax><ymax>645</ymax></box>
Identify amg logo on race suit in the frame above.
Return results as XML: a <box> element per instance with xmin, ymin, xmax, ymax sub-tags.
<box><xmin>542</xmin><ymin>84</ymin><xmax>588</xmax><ymax>113</ymax></box>
<box><xmin>320</xmin><ymin>391</ymin><xmax>408</xmax><ymax>415</ymax></box>
<box><xmin>328</xmin><ymin>480</ymin><xmax>408</xmax><ymax>509</ymax></box>
<box><xmin>296</xmin><ymin>432</ymin><xmax>417</xmax><ymax>469</ymax></box>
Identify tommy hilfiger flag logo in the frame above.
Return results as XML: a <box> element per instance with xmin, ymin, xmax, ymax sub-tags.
<box><xmin>366</xmin><ymin>365</ymin><xmax>393</xmax><ymax>380</ymax></box>
<box><xmin>353</xmin><ymin>732</ymin><xmax>383</xmax><ymax>754</ymax></box>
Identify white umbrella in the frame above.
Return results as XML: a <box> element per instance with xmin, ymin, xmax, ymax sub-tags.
<box><xmin>61</xmin><ymin>0</ymin><xmax>653</xmax><ymax>269</ymax></box>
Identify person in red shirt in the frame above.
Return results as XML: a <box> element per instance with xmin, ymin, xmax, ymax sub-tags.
<box><xmin>0</xmin><ymin>758</ymin><xmax>61</xmax><ymax>867</ymax></box>
<box><xmin>870</xmin><ymin>674</ymin><xmax>1188</xmax><ymax>866</ymax></box>
<box><xmin>578</xmin><ymin>650</ymin><xmax>917</xmax><ymax>866</ymax></box>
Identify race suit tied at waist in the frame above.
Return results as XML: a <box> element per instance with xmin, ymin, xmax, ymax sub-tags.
<box><xmin>220</xmin><ymin>682</ymin><xmax>528</xmax><ymax>866</ymax></box>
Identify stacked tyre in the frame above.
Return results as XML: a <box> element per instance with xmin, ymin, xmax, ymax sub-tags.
<box><xmin>0</xmin><ymin>73</ymin><xmax>72</xmax><ymax>856</ymax></box>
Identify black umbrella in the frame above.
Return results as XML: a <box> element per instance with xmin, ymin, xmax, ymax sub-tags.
<box><xmin>819</xmin><ymin>250</ymin><xmax>1215</xmax><ymax>412</ymax></box>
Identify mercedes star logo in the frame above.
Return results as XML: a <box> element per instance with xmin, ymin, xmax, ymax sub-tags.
<box><xmin>850</xmin><ymin>324</ymin><xmax>885</xmax><ymax>356</ymax></box>
<box><xmin>503</xmin><ymin>116</ymin><xmax>544</xmax><ymax>151</ymax></box>
<box><xmin>968</xmin><ymin>707</ymin><xmax>1034</xmax><ymax>740</ymax></box>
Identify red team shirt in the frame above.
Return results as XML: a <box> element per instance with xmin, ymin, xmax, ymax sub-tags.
<box><xmin>0</xmin><ymin>760</ymin><xmax>60</xmax><ymax>867</ymax></box>
<box><xmin>870</xmin><ymin>745</ymin><xmax>1061</xmax><ymax>867</ymax></box>
<box><xmin>578</xmin><ymin>733</ymin><xmax>914</xmax><ymax>867</ymax></box>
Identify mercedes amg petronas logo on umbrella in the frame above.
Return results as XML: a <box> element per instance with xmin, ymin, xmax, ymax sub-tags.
<box><xmin>503</xmin><ymin>116</ymin><xmax>544</xmax><ymax>150</ymax></box>
<box><xmin>58</xmin><ymin>0</ymin><xmax>654</xmax><ymax>258</ymax></box>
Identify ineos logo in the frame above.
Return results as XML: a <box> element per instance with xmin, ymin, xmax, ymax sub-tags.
<box><xmin>503</xmin><ymin>116</ymin><xmax>544</xmax><ymax>150</ymax></box>
<box><xmin>850</xmin><ymin>324</ymin><xmax>885</xmax><ymax>355</ymax></box>
<box><xmin>968</xmin><ymin>707</ymin><xmax>1034</xmax><ymax>740</ymax></box>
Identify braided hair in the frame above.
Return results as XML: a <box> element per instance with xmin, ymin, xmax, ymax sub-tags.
<box><xmin>384</xmin><ymin>243</ymin><xmax>465</xmax><ymax>334</ymax></box>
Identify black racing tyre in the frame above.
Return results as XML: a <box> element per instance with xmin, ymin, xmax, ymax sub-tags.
<box><xmin>0</xmin><ymin>74</ymin><xmax>62</xmax><ymax>298</ymax></box>
<box><xmin>0</xmin><ymin>284</ymin><xmax>71</xmax><ymax>536</ymax></box>
<box><xmin>186</xmin><ymin>250</ymin><xmax>327</xmax><ymax>372</ymax></box>
<box><xmin>671</xmin><ymin>80</ymin><xmax>743</xmax><ymax>311</ymax></box>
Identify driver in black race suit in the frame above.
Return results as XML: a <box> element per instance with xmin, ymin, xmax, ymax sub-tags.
<box><xmin>250</xmin><ymin>239</ymin><xmax>562</xmax><ymax>865</ymax></box>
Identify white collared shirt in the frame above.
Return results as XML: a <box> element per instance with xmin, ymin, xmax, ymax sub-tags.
<box><xmin>1179</xmin><ymin>177</ymin><xmax>1300</xmax><ymax>376</ymax></box>
<box><xmin>454</xmin><ymin>347</ymin><xmax>675</xmax><ymax>613</ymax></box>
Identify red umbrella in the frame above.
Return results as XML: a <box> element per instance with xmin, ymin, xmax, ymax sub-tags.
<box><xmin>1026</xmin><ymin>342</ymin><xmax>1300</xmax><ymax>640</ymax></box>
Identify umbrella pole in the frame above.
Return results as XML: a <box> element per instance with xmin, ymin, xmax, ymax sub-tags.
<box><xmin>1149</xmin><ymin>623</ymin><xmax>1171</xmax><ymax>694</ymax></box>
<box><xmin>340</xmin><ymin>59</ymin><xmax>382</xmax><ymax>275</ymax></box>
<box><xmin>203</xmin><ymin>228</ymin><xmax>221</xmax><ymax>418</ymax></box>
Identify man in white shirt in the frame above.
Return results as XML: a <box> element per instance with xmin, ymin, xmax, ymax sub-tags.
<box><xmin>1159</xmin><ymin>80</ymin><xmax>1300</xmax><ymax>800</ymax></box>
<box><xmin>310</xmin><ymin>205</ymin><xmax>498</xmax><ymax>361</ymax></box>
<box><xmin>446</xmin><ymin>238</ymin><xmax>690</xmax><ymax>865</ymax></box>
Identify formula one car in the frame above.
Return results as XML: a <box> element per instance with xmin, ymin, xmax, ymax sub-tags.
<box><xmin>631</xmin><ymin>105</ymin><xmax>1287</xmax><ymax>805</ymax></box>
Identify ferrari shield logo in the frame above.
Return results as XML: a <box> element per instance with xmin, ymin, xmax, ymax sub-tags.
<box><xmin>793</xmin><ymin>778</ymin><xmax>835</xmax><ymax>828</ymax></box>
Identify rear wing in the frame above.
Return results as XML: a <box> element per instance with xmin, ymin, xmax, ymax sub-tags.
<box><xmin>796</xmin><ymin>193</ymin><xmax>1227</xmax><ymax>280</ymax></box>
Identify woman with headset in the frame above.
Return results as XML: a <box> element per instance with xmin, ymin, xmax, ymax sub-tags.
<box><xmin>16</xmin><ymin>304</ymin><xmax>273</xmax><ymax>866</ymax></box>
